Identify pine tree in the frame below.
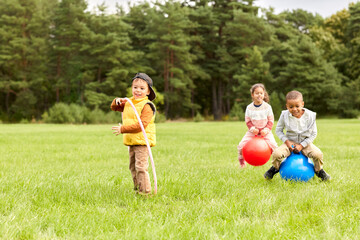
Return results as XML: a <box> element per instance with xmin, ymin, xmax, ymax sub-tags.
<box><xmin>224</xmin><ymin>9</ymin><xmax>273</xmax><ymax>111</ymax></box>
<box><xmin>277</xmin><ymin>35</ymin><xmax>342</xmax><ymax>114</ymax></box>
<box><xmin>346</xmin><ymin>2</ymin><xmax>360</xmax><ymax>81</ymax></box>
<box><xmin>50</xmin><ymin>0</ymin><xmax>88</xmax><ymax>104</ymax></box>
<box><xmin>80</xmin><ymin>6</ymin><xmax>138</xmax><ymax>111</ymax></box>
<box><xmin>233</xmin><ymin>46</ymin><xmax>273</xmax><ymax>110</ymax></box>
<box><xmin>185</xmin><ymin>0</ymin><xmax>262</xmax><ymax>120</ymax></box>
<box><xmin>0</xmin><ymin>0</ymin><xmax>56</xmax><ymax>120</ymax></box>
<box><xmin>145</xmin><ymin>0</ymin><xmax>200</xmax><ymax>118</ymax></box>
<box><xmin>339</xmin><ymin>2</ymin><xmax>360</xmax><ymax>117</ymax></box>
<box><xmin>280</xmin><ymin>9</ymin><xmax>323</xmax><ymax>33</ymax></box>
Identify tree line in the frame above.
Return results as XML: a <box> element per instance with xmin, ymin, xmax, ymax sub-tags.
<box><xmin>0</xmin><ymin>0</ymin><xmax>359</xmax><ymax>122</ymax></box>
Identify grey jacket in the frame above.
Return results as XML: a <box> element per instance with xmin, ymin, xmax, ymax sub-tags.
<box><xmin>275</xmin><ymin>108</ymin><xmax>317</xmax><ymax>148</ymax></box>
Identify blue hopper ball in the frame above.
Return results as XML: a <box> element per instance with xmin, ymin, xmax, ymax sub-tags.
<box><xmin>279</xmin><ymin>152</ymin><xmax>315</xmax><ymax>182</ymax></box>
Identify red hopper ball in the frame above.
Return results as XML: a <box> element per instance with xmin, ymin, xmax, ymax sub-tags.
<box><xmin>243</xmin><ymin>136</ymin><xmax>271</xmax><ymax>166</ymax></box>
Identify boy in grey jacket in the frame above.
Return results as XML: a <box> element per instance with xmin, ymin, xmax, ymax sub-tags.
<box><xmin>264</xmin><ymin>90</ymin><xmax>331</xmax><ymax>181</ymax></box>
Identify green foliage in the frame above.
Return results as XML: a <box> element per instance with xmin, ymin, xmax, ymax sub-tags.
<box><xmin>42</xmin><ymin>103</ymin><xmax>119</xmax><ymax>124</ymax></box>
<box><xmin>309</xmin><ymin>25</ymin><xmax>343</xmax><ymax>60</ymax></box>
<box><xmin>9</xmin><ymin>90</ymin><xmax>37</xmax><ymax>121</ymax></box>
<box><xmin>155</xmin><ymin>112</ymin><xmax>167</xmax><ymax>123</ymax></box>
<box><xmin>280</xmin><ymin>9</ymin><xmax>323</xmax><ymax>33</ymax></box>
<box><xmin>19</xmin><ymin>118</ymin><xmax>30</xmax><ymax>124</ymax></box>
<box><xmin>0</xmin><ymin>0</ymin><xmax>359</xmax><ymax>121</ymax></box>
<box><xmin>193</xmin><ymin>112</ymin><xmax>204</xmax><ymax>122</ymax></box>
<box><xmin>269</xmin><ymin>91</ymin><xmax>284</xmax><ymax>119</ymax></box>
<box><xmin>69</xmin><ymin>103</ymin><xmax>90</xmax><ymax>124</ymax></box>
<box><xmin>229</xmin><ymin>102</ymin><xmax>245</xmax><ymax>121</ymax></box>
<box><xmin>43</xmin><ymin>103</ymin><xmax>75</xmax><ymax>124</ymax></box>
<box><xmin>339</xmin><ymin>77</ymin><xmax>360</xmax><ymax>118</ymax></box>
<box><xmin>233</xmin><ymin>46</ymin><xmax>273</xmax><ymax>109</ymax></box>
<box><xmin>275</xmin><ymin>35</ymin><xmax>342</xmax><ymax>115</ymax></box>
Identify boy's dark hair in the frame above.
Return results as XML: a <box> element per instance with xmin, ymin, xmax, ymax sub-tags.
<box><xmin>286</xmin><ymin>90</ymin><xmax>303</xmax><ymax>101</ymax></box>
<box><xmin>250</xmin><ymin>83</ymin><xmax>270</xmax><ymax>103</ymax></box>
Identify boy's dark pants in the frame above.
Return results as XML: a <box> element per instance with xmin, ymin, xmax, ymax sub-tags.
<box><xmin>129</xmin><ymin>145</ymin><xmax>151</xmax><ymax>194</ymax></box>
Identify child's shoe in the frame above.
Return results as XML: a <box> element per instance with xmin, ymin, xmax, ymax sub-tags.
<box><xmin>239</xmin><ymin>158</ymin><xmax>246</xmax><ymax>168</ymax></box>
<box><xmin>264</xmin><ymin>166</ymin><xmax>279</xmax><ymax>180</ymax></box>
<box><xmin>138</xmin><ymin>191</ymin><xmax>151</xmax><ymax>198</ymax></box>
<box><xmin>315</xmin><ymin>169</ymin><xmax>331</xmax><ymax>181</ymax></box>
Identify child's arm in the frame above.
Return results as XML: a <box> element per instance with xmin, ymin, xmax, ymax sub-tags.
<box><xmin>299</xmin><ymin>121</ymin><xmax>318</xmax><ymax>148</ymax></box>
<box><xmin>245</xmin><ymin>107</ymin><xmax>259</xmax><ymax>135</ymax></box>
<box><xmin>260</xmin><ymin>110</ymin><xmax>275</xmax><ymax>136</ymax></box>
<box><xmin>246</xmin><ymin>118</ymin><xmax>259</xmax><ymax>135</ymax></box>
<box><xmin>119</xmin><ymin>104</ymin><xmax>154</xmax><ymax>134</ymax></box>
<box><xmin>110</xmin><ymin>98</ymin><xmax>126</xmax><ymax>112</ymax></box>
<box><xmin>275</xmin><ymin>113</ymin><xmax>287</xmax><ymax>142</ymax></box>
<box><xmin>276</xmin><ymin>113</ymin><xmax>295</xmax><ymax>151</ymax></box>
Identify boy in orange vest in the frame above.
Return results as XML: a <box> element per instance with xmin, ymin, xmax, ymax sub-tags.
<box><xmin>111</xmin><ymin>73</ymin><xmax>156</xmax><ymax>195</ymax></box>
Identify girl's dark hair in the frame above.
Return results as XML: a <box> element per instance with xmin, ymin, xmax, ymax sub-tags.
<box><xmin>250</xmin><ymin>83</ymin><xmax>270</xmax><ymax>103</ymax></box>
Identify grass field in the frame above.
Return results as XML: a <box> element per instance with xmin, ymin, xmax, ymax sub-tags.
<box><xmin>1</xmin><ymin>120</ymin><xmax>359</xmax><ymax>239</ymax></box>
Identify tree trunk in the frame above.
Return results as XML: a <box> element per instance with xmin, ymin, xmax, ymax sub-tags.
<box><xmin>56</xmin><ymin>55</ymin><xmax>61</xmax><ymax>102</ymax></box>
<box><xmin>6</xmin><ymin>91</ymin><xmax>10</xmax><ymax>113</ymax></box>
<box><xmin>164</xmin><ymin>47</ymin><xmax>170</xmax><ymax>117</ymax></box>
<box><xmin>212</xmin><ymin>79</ymin><xmax>223</xmax><ymax>120</ymax></box>
<box><xmin>218</xmin><ymin>80</ymin><xmax>223</xmax><ymax>120</ymax></box>
<box><xmin>191</xmin><ymin>89</ymin><xmax>195</xmax><ymax>118</ymax></box>
<box><xmin>212</xmin><ymin>79</ymin><xmax>219</xmax><ymax>120</ymax></box>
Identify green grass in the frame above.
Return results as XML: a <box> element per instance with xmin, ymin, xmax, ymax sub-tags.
<box><xmin>1</xmin><ymin>120</ymin><xmax>359</xmax><ymax>239</ymax></box>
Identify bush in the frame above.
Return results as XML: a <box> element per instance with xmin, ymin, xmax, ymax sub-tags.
<box><xmin>69</xmin><ymin>104</ymin><xmax>86</xmax><ymax>124</ymax></box>
<box><xmin>229</xmin><ymin>103</ymin><xmax>245</xmax><ymax>121</ymax></box>
<box><xmin>340</xmin><ymin>109</ymin><xmax>360</xmax><ymax>119</ymax></box>
<box><xmin>42</xmin><ymin>103</ymin><xmax>100</xmax><ymax>124</ymax></box>
<box><xmin>155</xmin><ymin>112</ymin><xmax>166</xmax><ymax>123</ymax></box>
<box><xmin>270</xmin><ymin>91</ymin><xmax>284</xmax><ymax>120</ymax></box>
<box><xmin>88</xmin><ymin>108</ymin><xmax>107</xmax><ymax>124</ymax></box>
<box><xmin>19</xmin><ymin>119</ymin><xmax>29</xmax><ymax>124</ymax></box>
<box><xmin>45</xmin><ymin>103</ymin><xmax>75</xmax><ymax>123</ymax></box>
<box><xmin>106</xmin><ymin>111</ymin><xmax>122</xmax><ymax>124</ymax></box>
<box><xmin>42</xmin><ymin>103</ymin><xmax>145</xmax><ymax>124</ymax></box>
<box><xmin>193</xmin><ymin>112</ymin><xmax>204</xmax><ymax>122</ymax></box>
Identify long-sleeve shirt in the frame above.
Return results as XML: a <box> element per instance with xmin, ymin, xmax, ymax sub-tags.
<box><xmin>245</xmin><ymin>102</ymin><xmax>274</xmax><ymax>131</ymax></box>
<box><xmin>110</xmin><ymin>99</ymin><xmax>154</xmax><ymax>133</ymax></box>
<box><xmin>275</xmin><ymin>108</ymin><xmax>317</xmax><ymax>148</ymax></box>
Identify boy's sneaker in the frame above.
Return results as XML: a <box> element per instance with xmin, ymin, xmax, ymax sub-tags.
<box><xmin>316</xmin><ymin>169</ymin><xmax>331</xmax><ymax>181</ymax></box>
<box><xmin>264</xmin><ymin>166</ymin><xmax>279</xmax><ymax>180</ymax></box>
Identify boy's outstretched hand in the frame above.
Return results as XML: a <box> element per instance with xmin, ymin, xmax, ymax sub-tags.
<box><xmin>115</xmin><ymin>98</ymin><xmax>127</xmax><ymax>105</ymax></box>
<box><xmin>112</xmin><ymin>123</ymin><xmax>122</xmax><ymax>136</ymax></box>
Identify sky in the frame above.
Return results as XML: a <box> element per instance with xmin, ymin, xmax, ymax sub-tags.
<box><xmin>86</xmin><ymin>0</ymin><xmax>358</xmax><ymax>18</ymax></box>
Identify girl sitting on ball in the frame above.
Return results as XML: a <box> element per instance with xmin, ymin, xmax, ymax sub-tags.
<box><xmin>237</xmin><ymin>83</ymin><xmax>278</xmax><ymax>168</ymax></box>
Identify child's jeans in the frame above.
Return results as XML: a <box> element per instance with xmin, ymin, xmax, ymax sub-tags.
<box><xmin>129</xmin><ymin>145</ymin><xmax>151</xmax><ymax>194</ymax></box>
<box><xmin>272</xmin><ymin>143</ymin><xmax>324</xmax><ymax>172</ymax></box>
<box><xmin>237</xmin><ymin>131</ymin><xmax>278</xmax><ymax>167</ymax></box>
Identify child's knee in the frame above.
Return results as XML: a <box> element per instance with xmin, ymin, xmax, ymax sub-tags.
<box><xmin>272</xmin><ymin>148</ymin><xmax>283</xmax><ymax>160</ymax></box>
<box><xmin>311</xmin><ymin>151</ymin><xmax>323</xmax><ymax>162</ymax></box>
<box><xmin>237</xmin><ymin>144</ymin><xmax>241</xmax><ymax>151</ymax></box>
